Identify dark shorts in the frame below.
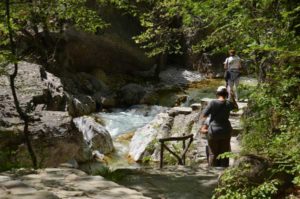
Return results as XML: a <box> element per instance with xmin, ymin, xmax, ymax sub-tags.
<box><xmin>229</xmin><ymin>70</ymin><xmax>241</xmax><ymax>81</ymax></box>
<box><xmin>224</xmin><ymin>70</ymin><xmax>230</xmax><ymax>81</ymax></box>
<box><xmin>208</xmin><ymin>138</ymin><xmax>231</xmax><ymax>167</ymax></box>
<box><xmin>208</xmin><ymin>125</ymin><xmax>231</xmax><ymax>140</ymax></box>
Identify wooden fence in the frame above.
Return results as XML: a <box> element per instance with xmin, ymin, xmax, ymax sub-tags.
<box><xmin>159</xmin><ymin>134</ymin><xmax>194</xmax><ymax>168</ymax></box>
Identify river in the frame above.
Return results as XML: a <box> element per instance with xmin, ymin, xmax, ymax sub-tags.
<box><xmin>91</xmin><ymin>79</ymin><xmax>224</xmax><ymax>169</ymax></box>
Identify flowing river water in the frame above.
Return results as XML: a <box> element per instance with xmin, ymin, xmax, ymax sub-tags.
<box><xmin>96</xmin><ymin>105</ymin><xmax>168</xmax><ymax>169</ymax></box>
<box><xmin>92</xmin><ymin>79</ymin><xmax>225</xmax><ymax>170</ymax></box>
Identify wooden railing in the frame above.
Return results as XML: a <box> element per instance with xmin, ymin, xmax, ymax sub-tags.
<box><xmin>159</xmin><ymin>134</ymin><xmax>194</xmax><ymax>168</ymax></box>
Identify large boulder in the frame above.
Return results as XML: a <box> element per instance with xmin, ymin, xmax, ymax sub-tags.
<box><xmin>16</xmin><ymin>111</ymin><xmax>92</xmax><ymax>167</ymax></box>
<box><xmin>59</xmin><ymin>72</ymin><xmax>108</xmax><ymax>116</ymax></box>
<box><xmin>0</xmin><ymin>62</ymin><xmax>66</xmax><ymax>114</ymax></box>
<box><xmin>230</xmin><ymin>155</ymin><xmax>270</xmax><ymax>184</ymax></box>
<box><xmin>0</xmin><ymin>62</ymin><xmax>109</xmax><ymax>167</ymax></box>
<box><xmin>128</xmin><ymin>107</ymin><xmax>200</xmax><ymax>162</ymax></box>
<box><xmin>128</xmin><ymin>113</ymin><xmax>171</xmax><ymax>161</ymax></box>
<box><xmin>59</xmin><ymin>28</ymin><xmax>154</xmax><ymax>74</ymax></box>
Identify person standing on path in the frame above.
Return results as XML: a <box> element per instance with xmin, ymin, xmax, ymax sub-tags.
<box><xmin>200</xmin><ymin>86</ymin><xmax>238</xmax><ymax>167</ymax></box>
<box><xmin>224</xmin><ymin>49</ymin><xmax>242</xmax><ymax>101</ymax></box>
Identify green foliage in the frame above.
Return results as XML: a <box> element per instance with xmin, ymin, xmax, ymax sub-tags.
<box><xmin>190</xmin><ymin>0</ymin><xmax>300</xmax><ymax>198</ymax></box>
<box><xmin>217</xmin><ymin>152</ymin><xmax>238</xmax><ymax>160</ymax></box>
<box><xmin>142</xmin><ymin>139</ymin><xmax>157</xmax><ymax>164</ymax></box>
<box><xmin>238</xmin><ymin>84</ymin><xmax>256</xmax><ymax>101</ymax></box>
<box><xmin>0</xmin><ymin>150</ymin><xmax>20</xmax><ymax>172</ymax></box>
<box><xmin>105</xmin><ymin>0</ymin><xmax>200</xmax><ymax>57</ymax></box>
<box><xmin>214</xmin><ymin>161</ymin><xmax>282</xmax><ymax>199</ymax></box>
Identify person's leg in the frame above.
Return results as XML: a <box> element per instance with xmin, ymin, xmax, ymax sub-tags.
<box><xmin>219</xmin><ymin>137</ymin><xmax>231</xmax><ymax>167</ymax></box>
<box><xmin>205</xmin><ymin>145</ymin><xmax>209</xmax><ymax>163</ymax></box>
<box><xmin>208</xmin><ymin>139</ymin><xmax>220</xmax><ymax>167</ymax></box>
<box><xmin>227</xmin><ymin>80</ymin><xmax>234</xmax><ymax>100</ymax></box>
<box><xmin>234</xmin><ymin>77</ymin><xmax>240</xmax><ymax>101</ymax></box>
<box><xmin>224</xmin><ymin>70</ymin><xmax>230</xmax><ymax>88</ymax></box>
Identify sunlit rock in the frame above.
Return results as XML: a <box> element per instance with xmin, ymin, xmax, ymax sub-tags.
<box><xmin>128</xmin><ymin>113</ymin><xmax>170</xmax><ymax>161</ymax></box>
<box><xmin>0</xmin><ymin>62</ymin><xmax>93</xmax><ymax>167</ymax></box>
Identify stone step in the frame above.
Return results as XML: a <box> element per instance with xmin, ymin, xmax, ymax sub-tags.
<box><xmin>200</xmin><ymin>98</ymin><xmax>247</xmax><ymax>110</ymax></box>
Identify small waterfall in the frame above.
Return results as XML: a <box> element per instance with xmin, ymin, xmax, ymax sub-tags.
<box><xmin>90</xmin><ymin>105</ymin><xmax>167</xmax><ymax>169</ymax></box>
<box><xmin>73</xmin><ymin>116</ymin><xmax>114</xmax><ymax>155</ymax></box>
<box><xmin>181</xmin><ymin>95</ymin><xmax>191</xmax><ymax>107</ymax></box>
<box><xmin>96</xmin><ymin>105</ymin><xmax>168</xmax><ymax>137</ymax></box>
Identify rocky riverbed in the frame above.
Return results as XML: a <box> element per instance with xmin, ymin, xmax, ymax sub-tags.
<box><xmin>0</xmin><ymin>61</ymin><xmax>254</xmax><ymax>198</ymax></box>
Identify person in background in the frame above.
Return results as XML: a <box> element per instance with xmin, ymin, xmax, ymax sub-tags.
<box><xmin>200</xmin><ymin>86</ymin><xmax>238</xmax><ymax>167</ymax></box>
<box><xmin>224</xmin><ymin>49</ymin><xmax>242</xmax><ymax>101</ymax></box>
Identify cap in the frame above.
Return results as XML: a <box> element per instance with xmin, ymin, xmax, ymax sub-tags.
<box><xmin>217</xmin><ymin>86</ymin><xmax>227</xmax><ymax>92</ymax></box>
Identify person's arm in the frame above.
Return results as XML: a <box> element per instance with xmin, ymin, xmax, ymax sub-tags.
<box><xmin>200</xmin><ymin>124</ymin><xmax>208</xmax><ymax>134</ymax></box>
<box><xmin>224</xmin><ymin>58</ymin><xmax>228</xmax><ymax>69</ymax></box>
<box><xmin>199</xmin><ymin>102</ymin><xmax>212</xmax><ymax>134</ymax></box>
<box><xmin>201</xmin><ymin>101</ymin><xmax>212</xmax><ymax>119</ymax></box>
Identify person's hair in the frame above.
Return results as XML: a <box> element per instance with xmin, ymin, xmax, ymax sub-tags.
<box><xmin>216</xmin><ymin>88</ymin><xmax>228</xmax><ymax>98</ymax></box>
<box><xmin>229</xmin><ymin>49</ymin><xmax>236</xmax><ymax>56</ymax></box>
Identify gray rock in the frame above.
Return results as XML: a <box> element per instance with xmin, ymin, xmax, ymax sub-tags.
<box><xmin>118</xmin><ymin>83</ymin><xmax>146</xmax><ymax>105</ymax></box>
<box><xmin>15</xmin><ymin>111</ymin><xmax>92</xmax><ymax>167</ymax></box>
<box><xmin>0</xmin><ymin>62</ymin><xmax>66</xmax><ymax>118</ymax></box>
<box><xmin>128</xmin><ymin>113</ymin><xmax>170</xmax><ymax>161</ymax></box>
<box><xmin>190</xmin><ymin>103</ymin><xmax>202</xmax><ymax>110</ymax></box>
<box><xmin>0</xmin><ymin>62</ymin><xmax>97</xmax><ymax>167</ymax></box>
<box><xmin>67</xmin><ymin>95</ymin><xmax>96</xmax><ymax>117</ymax></box>
<box><xmin>168</xmin><ymin>107</ymin><xmax>193</xmax><ymax>116</ymax></box>
<box><xmin>59</xmin><ymin>27</ymin><xmax>154</xmax><ymax>74</ymax></box>
<box><xmin>140</xmin><ymin>90</ymin><xmax>159</xmax><ymax>105</ymax></box>
<box><xmin>94</xmin><ymin>92</ymin><xmax>117</xmax><ymax>108</ymax></box>
<box><xmin>219</xmin><ymin>155</ymin><xmax>270</xmax><ymax>186</ymax></box>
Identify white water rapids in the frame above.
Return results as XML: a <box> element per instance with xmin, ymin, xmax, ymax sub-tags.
<box><xmin>92</xmin><ymin>105</ymin><xmax>167</xmax><ymax>168</ymax></box>
<box><xmin>96</xmin><ymin>105</ymin><xmax>168</xmax><ymax>138</ymax></box>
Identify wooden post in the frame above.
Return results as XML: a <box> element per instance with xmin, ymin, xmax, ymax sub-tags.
<box><xmin>160</xmin><ymin>141</ymin><xmax>164</xmax><ymax>169</ymax></box>
<box><xmin>182</xmin><ymin>133</ymin><xmax>186</xmax><ymax>165</ymax></box>
<box><xmin>159</xmin><ymin>134</ymin><xmax>193</xmax><ymax>168</ymax></box>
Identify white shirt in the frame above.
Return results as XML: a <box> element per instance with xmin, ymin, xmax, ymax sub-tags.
<box><xmin>224</xmin><ymin>56</ymin><xmax>241</xmax><ymax>70</ymax></box>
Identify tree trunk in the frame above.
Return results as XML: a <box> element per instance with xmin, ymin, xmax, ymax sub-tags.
<box><xmin>154</xmin><ymin>53</ymin><xmax>166</xmax><ymax>81</ymax></box>
<box><xmin>5</xmin><ymin>0</ymin><xmax>37</xmax><ymax>169</ymax></box>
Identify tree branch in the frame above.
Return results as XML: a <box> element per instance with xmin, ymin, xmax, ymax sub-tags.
<box><xmin>5</xmin><ymin>0</ymin><xmax>37</xmax><ymax>169</ymax></box>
